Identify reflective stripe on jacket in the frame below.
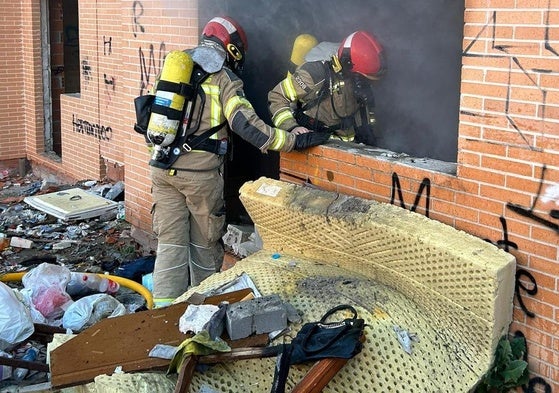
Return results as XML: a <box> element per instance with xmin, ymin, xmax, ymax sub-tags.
<box><xmin>173</xmin><ymin>66</ymin><xmax>296</xmax><ymax>171</ymax></box>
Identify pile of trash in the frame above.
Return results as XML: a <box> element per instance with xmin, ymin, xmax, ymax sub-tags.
<box><xmin>0</xmin><ymin>171</ymin><xmax>156</xmax><ymax>390</ymax></box>
<box><xmin>0</xmin><ymin>260</ymin><xmax>153</xmax><ymax>390</ymax></box>
<box><xmin>0</xmin><ymin>174</ymin><xmax>137</xmax><ymax>274</ymax></box>
<box><xmin>0</xmin><ymin>171</ymin><xmax>266</xmax><ymax>391</ymax></box>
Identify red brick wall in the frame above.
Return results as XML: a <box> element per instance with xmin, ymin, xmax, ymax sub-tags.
<box><xmin>1</xmin><ymin>0</ymin><xmax>558</xmax><ymax>389</ymax></box>
<box><xmin>462</xmin><ymin>3</ymin><xmax>559</xmax><ymax>388</ymax></box>
<box><xmin>0</xmin><ymin>2</ymin><xmax>28</xmax><ymax>161</ymax></box>
<box><xmin>119</xmin><ymin>0</ymin><xmax>199</xmax><ymax>230</ymax></box>
<box><xmin>280</xmin><ymin>2</ymin><xmax>559</xmax><ymax>390</ymax></box>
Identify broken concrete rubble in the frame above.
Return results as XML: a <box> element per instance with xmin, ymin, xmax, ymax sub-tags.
<box><xmin>0</xmin><ymin>172</ymin><xmax>147</xmax><ymax>276</ymax></box>
<box><xmin>47</xmin><ymin>288</ymin><xmax>275</xmax><ymax>389</ymax></box>
<box><xmin>221</xmin><ymin>224</ymin><xmax>262</xmax><ymax>259</ymax></box>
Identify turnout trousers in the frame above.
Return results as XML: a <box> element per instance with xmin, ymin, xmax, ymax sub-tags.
<box><xmin>150</xmin><ymin>165</ymin><xmax>226</xmax><ymax>305</ymax></box>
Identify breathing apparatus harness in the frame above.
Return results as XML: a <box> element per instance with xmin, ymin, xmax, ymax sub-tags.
<box><xmin>133</xmin><ymin>55</ymin><xmax>226</xmax><ymax>170</ymax></box>
<box><xmin>176</xmin><ymin>66</ymin><xmax>227</xmax><ymax>156</ymax></box>
<box><xmin>293</xmin><ymin>57</ymin><xmax>370</xmax><ymax>136</ymax></box>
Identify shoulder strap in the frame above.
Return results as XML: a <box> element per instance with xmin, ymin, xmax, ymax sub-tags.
<box><xmin>300</xmin><ymin>61</ymin><xmax>331</xmax><ymax>112</ymax></box>
<box><xmin>181</xmin><ymin>64</ymin><xmax>227</xmax><ymax>153</ymax></box>
<box><xmin>182</xmin><ymin>122</ymin><xmax>226</xmax><ymax>153</ymax></box>
<box><xmin>181</xmin><ymin>65</ymin><xmax>211</xmax><ymax>136</ymax></box>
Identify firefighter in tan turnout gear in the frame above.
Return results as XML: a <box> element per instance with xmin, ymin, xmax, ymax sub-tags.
<box><xmin>148</xmin><ymin>16</ymin><xmax>330</xmax><ymax>307</ymax></box>
<box><xmin>268</xmin><ymin>30</ymin><xmax>385</xmax><ymax>144</ymax></box>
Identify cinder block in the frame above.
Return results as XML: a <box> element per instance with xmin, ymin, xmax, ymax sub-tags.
<box><xmin>225</xmin><ymin>300</ymin><xmax>253</xmax><ymax>341</ymax></box>
<box><xmin>253</xmin><ymin>295</ymin><xmax>287</xmax><ymax>335</ymax></box>
<box><xmin>225</xmin><ymin>294</ymin><xmax>288</xmax><ymax>340</ymax></box>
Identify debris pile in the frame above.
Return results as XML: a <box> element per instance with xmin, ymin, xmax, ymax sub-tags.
<box><xmin>222</xmin><ymin>224</ymin><xmax>262</xmax><ymax>259</ymax></box>
<box><xmin>47</xmin><ymin>273</ymin><xmax>351</xmax><ymax>393</ymax></box>
<box><xmin>0</xmin><ymin>172</ymin><xmax>145</xmax><ymax>275</ymax></box>
<box><xmin>0</xmin><ymin>171</ymin><xmax>153</xmax><ymax>390</ymax></box>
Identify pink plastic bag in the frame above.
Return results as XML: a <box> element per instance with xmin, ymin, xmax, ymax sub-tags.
<box><xmin>33</xmin><ymin>286</ymin><xmax>72</xmax><ymax>320</ymax></box>
<box><xmin>22</xmin><ymin>263</ymin><xmax>73</xmax><ymax>321</ymax></box>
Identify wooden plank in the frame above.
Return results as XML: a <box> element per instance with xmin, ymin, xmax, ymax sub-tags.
<box><xmin>174</xmin><ymin>355</ymin><xmax>198</xmax><ymax>393</ymax></box>
<box><xmin>0</xmin><ymin>357</ymin><xmax>50</xmax><ymax>373</ymax></box>
<box><xmin>291</xmin><ymin>358</ymin><xmax>349</xmax><ymax>393</ymax></box>
<box><xmin>50</xmin><ymin>288</ymin><xmax>253</xmax><ymax>389</ymax></box>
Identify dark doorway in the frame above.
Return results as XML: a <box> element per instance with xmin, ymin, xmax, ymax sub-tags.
<box><xmin>46</xmin><ymin>0</ymin><xmax>80</xmax><ymax>157</ymax></box>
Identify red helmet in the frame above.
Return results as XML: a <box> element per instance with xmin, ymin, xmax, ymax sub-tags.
<box><xmin>337</xmin><ymin>31</ymin><xmax>385</xmax><ymax>79</ymax></box>
<box><xmin>202</xmin><ymin>16</ymin><xmax>248</xmax><ymax>73</ymax></box>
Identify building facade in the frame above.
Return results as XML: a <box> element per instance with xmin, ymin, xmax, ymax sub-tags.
<box><xmin>0</xmin><ymin>0</ymin><xmax>558</xmax><ymax>390</ymax></box>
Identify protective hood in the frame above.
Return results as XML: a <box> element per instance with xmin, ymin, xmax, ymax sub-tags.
<box><xmin>189</xmin><ymin>44</ymin><xmax>226</xmax><ymax>74</ymax></box>
<box><xmin>304</xmin><ymin>42</ymin><xmax>340</xmax><ymax>62</ymax></box>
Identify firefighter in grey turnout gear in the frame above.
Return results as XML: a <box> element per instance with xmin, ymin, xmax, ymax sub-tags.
<box><xmin>268</xmin><ymin>30</ymin><xmax>385</xmax><ymax>144</ymax></box>
<box><xmin>149</xmin><ymin>16</ymin><xmax>330</xmax><ymax>307</ymax></box>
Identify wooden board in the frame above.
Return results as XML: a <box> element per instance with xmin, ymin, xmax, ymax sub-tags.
<box><xmin>50</xmin><ymin>288</ymin><xmax>254</xmax><ymax>389</ymax></box>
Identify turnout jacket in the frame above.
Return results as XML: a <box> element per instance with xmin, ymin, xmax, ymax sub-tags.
<box><xmin>170</xmin><ymin>63</ymin><xmax>296</xmax><ymax>172</ymax></box>
<box><xmin>268</xmin><ymin>60</ymin><xmax>365</xmax><ymax>140</ymax></box>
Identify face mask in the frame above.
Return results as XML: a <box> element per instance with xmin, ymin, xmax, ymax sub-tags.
<box><xmin>352</xmin><ymin>74</ymin><xmax>375</xmax><ymax>106</ymax></box>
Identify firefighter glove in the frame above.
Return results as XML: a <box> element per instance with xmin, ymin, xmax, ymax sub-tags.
<box><xmin>294</xmin><ymin>131</ymin><xmax>331</xmax><ymax>151</ymax></box>
<box><xmin>355</xmin><ymin>124</ymin><xmax>377</xmax><ymax>146</ymax></box>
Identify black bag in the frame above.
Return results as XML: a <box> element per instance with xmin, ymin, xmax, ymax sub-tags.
<box><xmin>133</xmin><ymin>94</ymin><xmax>155</xmax><ymax>135</ymax></box>
<box><xmin>289</xmin><ymin>304</ymin><xmax>365</xmax><ymax>364</ymax></box>
<box><xmin>270</xmin><ymin>305</ymin><xmax>365</xmax><ymax>393</ymax></box>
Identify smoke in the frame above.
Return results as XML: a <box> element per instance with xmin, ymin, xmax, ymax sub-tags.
<box><xmin>200</xmin><ymin>0</ymin><xmax>464</xmax><ymax>162</ymax></box>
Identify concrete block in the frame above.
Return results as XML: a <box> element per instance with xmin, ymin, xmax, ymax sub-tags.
<box><xmin>253</xmin><ymin>295</ymin><xmax>287</xmax><ymax>335</ymax></box>
<box><xmin>225</xmin><ymin>294</ymin><xmax>289</xmax><ymax>340</ymax></box>
<box><xmin>225</xmin><ymin>300</ymin><xmax>254</xmax><ymax>341</ymax></box>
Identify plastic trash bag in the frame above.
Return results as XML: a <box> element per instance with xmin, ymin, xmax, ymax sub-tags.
<box><xmin>62</xmin><ymin>293</ymin><xmax>127</xmax><ymax>332</ymax></box>
<box><xmin>18</xmin><ymin>288</ymin><xmax>48</xmax><ymax>325</ymax></box>
<box><xmin>21</xmin><ymin>263</ymin><xmax>73</xmax><ymax>321</ymax></box>
<box><xmin>0</xmin><ymin>281</ymin><xmax>34</xmax><ymax>351</ymax></box>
